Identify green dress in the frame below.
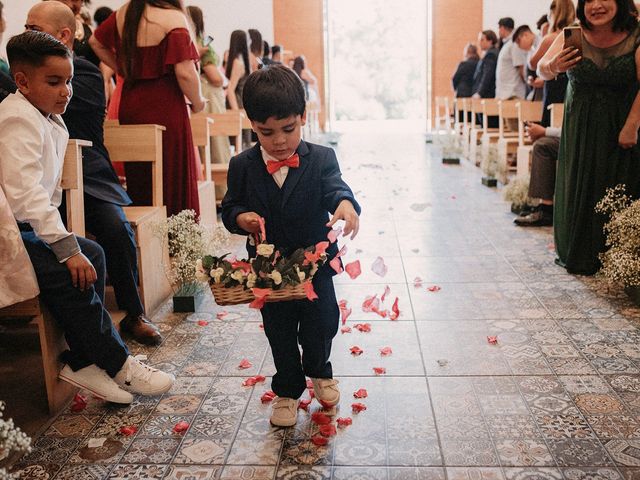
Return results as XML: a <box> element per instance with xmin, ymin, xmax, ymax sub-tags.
<box><xmin>555</xmin><ymin>25</ymin><xmax>640</xmax><ymax>275</ymax></box>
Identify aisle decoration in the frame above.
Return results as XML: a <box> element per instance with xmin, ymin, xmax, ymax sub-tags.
<box><xmin>0</xmin><ymin>402</ymin><xmax>32</xmax><ymax>479</ymax></box>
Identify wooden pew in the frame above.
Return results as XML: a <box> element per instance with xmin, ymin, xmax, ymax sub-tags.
<box><xmin>189</xmin><ymin>115</ymin><xmax>217</xmax><ymax>227</ymax></box>
<box><xmin>103</xmin><ymin>124</ymin><xmax>172</xmax><ymax>316</ymax></box>
<box><xmin>480</xmin><ymin>99</ymin><xmax>519</xmax><ymax>165</ymax></box>
<box><xmin>0</xmin><ymin>139</ymin><xmax>91</xmax><ymax>414</ymax></box>
<box><xmin>469</xmin><ymin>99</ymin><xmax>500</xmax><ymax>165</ymax></box>
<box><xmin>514</xmin><ymin>102</ymin><xmax>544</xmax><ymax>178</ymax></box>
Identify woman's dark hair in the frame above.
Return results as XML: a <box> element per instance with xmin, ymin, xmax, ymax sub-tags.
<box><xmin>481</xmin><ymin>29</ymin><xmax>499</xmax><ymax>46</ymax></box>
<box><xmin>121</xmin><ymin>0</ymin><xmax>184</xmax><ymax>81</ymax></box>
<box><xmin>577</xmin><ymin>0</ymin><xmax>638</xmax><ymax>32</ymax></box>
<box><xmin>186</xmin><ymin>5</ymin><xmax>204</xmax><ymax>39</ymax></box>
<box><xmin>0</xmin><ymin>1</ymin><xmax>4</xmax><ymax>18</ymax></box>
<box><xmin>292</xmin><ymin>55</ymin><xmax>305</xmax><ymax>77</ymax></box>
<box><xmin>7</xmin><ymin>30</ymin><xmax>72</xmax><ymax>70</ymax></box>
<box><xmin>226</xmin><ymin>29</ymin><xmax>250</xmax><ymax>80</ymax></box>
<box><xmin>536</xmin><ymin>14</ymin><xmax>549</xmax><ymax>30</ymax></box>
<box><xmin>263</xmin><ymin>40</ymin><xmax>270</xmax><ymax>57</ymax></box>
<box><xmin>248</xmin><ymin>28</ymin><xmax>262</xmax><ymax>56</ymax></box>
<box><xmin>93</xmin><ymin>6</ymin><xmax>113</xmax><ymax>26</ymax></box>
<box><xmin>243</xmin><ymin>64</ymin><xmax>306</xmax><ymax>123</ymax></box>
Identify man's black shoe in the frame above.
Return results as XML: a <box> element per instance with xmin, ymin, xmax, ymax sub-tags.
<box><xmin>514</xmin><ymin>209</ymin><xmax>553</xmax><ymax>227</ymax></box>
<box><xmin>120</xmin><ymin>314</ymin><xmax>163</xmax><ymax>346</ymax></box>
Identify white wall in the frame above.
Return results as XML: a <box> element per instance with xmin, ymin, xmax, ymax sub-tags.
<box><xmin>3</xmin><ymin>0</ymin><xmax>274</xmax><ymax>60</ymax></box>
<box><xmin>483</xmin><ymin>0</ymin><xmax>553</xmax><ymax>33</ymax></box>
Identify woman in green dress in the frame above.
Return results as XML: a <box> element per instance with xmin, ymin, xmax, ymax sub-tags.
<box><xmin>538</xmin><ymin>0</ymin><xmax>640</xmax><ymax>275</ymax></box>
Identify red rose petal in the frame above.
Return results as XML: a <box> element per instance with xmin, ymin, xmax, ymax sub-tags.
<box><xmin>427</xmin><ymin>285</ymin><xmax>441</xmax><ymax>292</ymax></box>
<box><xmin>311</xmin><ymin>435</ymin><xmax>329</xmax><ymax>446</ymax></box>
<box><xmin>119</xmin><ymin>425</ymin><xmax>138</xmax><ymax>436</ymax></box>
<box><xmin>487</xmin><ymin>335</ymin><xmax>498</xmax><ymax>345</ymax></box>
<box><xmin>381</xmin><ymin>285</ymin><xmax>391</xmax><ymax>302</ymax></box>
<box><xmin>341</xmin><ymin>326</ymin><xmax>352</xmax><ymax>334</ymax></box>
<box><xmin>371</xmin><ymin>257</ymin><xmax>388</xmax><ymax>277</ymax></box>
<box><xmin>345</xmin><ymin>260</ymin><xmax>362</xmax><ymax>280</ymax></box>
<box><xmin>238</xmin><ymin>358</ymin><xmax>252</xmax><ymax>370</ymax></box>
<box><xmin>315</xmin><ymin>241</ymin><xmax>330</xmax><ymax>256</ymax></box>
<box><xmin>259</xmin><ymin>323</ymin><xmax>264</xmax><ymax>330</ymax></box>
<box><xmin>197</xmin><ymin>320</ymin><xmax>209</xmax><ymax>326</ymax></box>
<box><xmin>298</xmin><ymin>398</ymin><xmax>312</xmax><ymax>411</ymax></box>
<box><xmin>373</xmin><ymin>367</ymin><xmax>386</xmax><ymax>375</ymax></box>
<box><xmin>172</xmin><ymin>421</ymin><xmax>190</xmax><ymax>434</ymax></box>
<box><xmin>306</xmin><ymin>379</ymin><xmax>314</xmax><ymax>389</ymax></box>
<box><xmin>362</xmin><ymin>294</ymin><xmax>380</xmax><ymax>313</ymax></box>
<box><xmin>304</xmin><ymin>281</ymin><xmax>319</xmax><ymax>301</ymax></box>
<box><xmin>336</xmin><ymin>417</ymin><xmax>353</xmax><ymax>428</ymax></box>
<box><xmin>70</xmin><ymin>393</ymin><xmax>87</xmax><ymax>412</ymax></box>
<box><xmin>380</xmin><ymin>346</ymin><xmax>393</xmax><ymax>356</ymax></box>
<box><xmin>308</xmin><ymin>389</ymin><xmax>315</xmax><ymax>399</ymax></box>
<box><xmin>338</xmin><ymin>299</ymin><xmax>348</xmax><ymax>308</ymax></box>
<box><xmin>340</xmin><ymin>307</ymin><xmax>352</xmax><ymax>325</ymax></box>
<box><xmin>319</xmin><ymin>424</ymin><xmax>337</xmax><ymax>437</ymax></box>
<box><xmin>216</xmin><ymin>311</ymin><xmax>228</xmax><ymax>320</ymax></box>
<box><xmin>330</xmin><ymin>256</ymin><xmax>343</xmax><ymax>274</ymax></box>
<box><xmin>353</xmin><ymin>388</ymin><xmax>368</xmax><ymax>399</ymax></box>
<box><xmin>311</xmin><ymin>412</ymin><xmax>332</xmax><ymax>425</ymax></box>
<box><xmin>354</xmin><ymin>323</ymin><xmax>371</xmax><ymax>333</ymax></box>
<box><xmin>242</xmin><ymin>375</ymin><xmax>266</xmax><ymax>387</ymax></box>
<box><xmin>328</xmin><ymin>227</ymin><xmax>342</xmax><ymax>243</ymax></box>
<box><xmin>337</xmin><ymin>245</ymin><xmax>348</xmax><ymax>257</ymax></box>
<box><xmin>390</xmin><ymin>297</ymin><xmax>400</xmax><ymax>320</ymax></box>
<box><xmin>260</xmin><ymin>390</ymin><xmax>276</xmax><ymax>403</ymax></box>
<box><xmin>350</xmin><ymin>345</ymin><xmax>364</xmax><ymax>356</ymax></box>
<box><xmin>351</xmin><ymin>402</ymin><xmax>367</xmax><ymax>413</ymax></box>
<box><xmin>374</xmin><ymin>308</ymin><xmax>388</xmax><ymax>318</ymax></box>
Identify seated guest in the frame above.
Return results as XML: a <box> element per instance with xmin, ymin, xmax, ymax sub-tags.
<box><xmin>452</xmin><ymin>43</ymin><xmax>480</xmax><ymax>98</ymax></box>
<box><xmin>271</xmin><ymin>44</ymin><xmax>283</xmax><ymax>64</ymax></box>
<box><xmin>472</xmin><ymin>30</ymin><xmax>499</xmax><ymax>99</ymax></box>
<box><xmin>0</xmin><ymin>31</ymin><xmax>174</xmax><ymax>402</ymax></box>
<box><xmin>24</xmin><ymin>1</ymin><xmax>163</xmax><ymax>345</ymax></box>
<box><xmin>53</xmin><ymin>0</ymin><xmax>100</xmax><ymax>67</ymax></box>
<box><xmin>514</xmin><ymin>122</ymin><xmax>560</xmax><ymax>227</ymax></box>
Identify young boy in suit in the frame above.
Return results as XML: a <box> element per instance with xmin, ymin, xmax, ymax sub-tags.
<box><xmin>0</xmin><ymin>31</ymin><xmax>174</xmax><ymax>404</ymax></box>
<box><xmin>222</xmin><ymin>65</ymin><xmax>361</xmax><ymax>427</ymax></box>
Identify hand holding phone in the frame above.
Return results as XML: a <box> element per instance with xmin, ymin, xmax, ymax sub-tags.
<box><xmin>563</xmin><ymin>26</ymin><xmax>582</xmax><ymax>57</ymax></box>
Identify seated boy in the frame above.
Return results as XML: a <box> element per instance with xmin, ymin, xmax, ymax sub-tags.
<box><xmin>221</xmin><ymin>64</ymin><xmax>361</xmax><ymax>427</ymax></box>
<box><xmin>0</xmin><ymin>31</ymin><xmax>174</xmax><ymax>404</ymax></box>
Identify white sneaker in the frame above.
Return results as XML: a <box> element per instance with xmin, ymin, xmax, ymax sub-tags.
<box><xmin>114</xmin><ymin>356</ymin><xmax>174</xmax><ymax>396</ymax></box>
<box><xmin>311</xmin><ymin>378</ymin><xmax>340</xmax><ymax>407</ymax></box>
<box><xmin>270</xmin><ymin>397</ymin><xmax>298</xmax><ymax>427</ymax></box>
<box><xmin>59</xmin><ymin>364</ymin><xmax>133</xmax><ymax>404</ymax></box>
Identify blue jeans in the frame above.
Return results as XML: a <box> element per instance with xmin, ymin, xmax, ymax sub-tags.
<box><xmin>21</xmin><ymin>231</ymin><xmax>129</xmax><ymax>377</ymax></box>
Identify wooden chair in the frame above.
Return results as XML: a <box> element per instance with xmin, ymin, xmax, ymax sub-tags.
<box><xmin>469</xmin><ymin>99</ymin><xmax>499</xmax><ymax>165</ymax></box>
<box><xmin>480</xmin><ymin>100</ymin><xmax>520</xmax><ymax>166</ymax></box>
<box><xmin>189</xmin><ymin>115</ymin><xmax>217</xmax><ymax>227</ymax></box>
<box><xmin>514</xmin><ymin>101</ymin><xmax>544</xmax><ymax>178</ymax></box>
<box><xmin>0</xmin><ymin>139</ymin><xmax>91</xmax><ymax>414</ymax></box>
<box><xmin>549</xmin><ymin>103</ymin><xmax>565</xmax><ymax>129</ymax></box>
<box><xmin>461</xmin><ymin>98</ymin><xmax>476</xmax><ymax>157</ymax></box>
<box><xmin>103</xmin><ymin>124</ymin><xmax>172</xmax><ymax>316</ymax></box>
<box><xmin>435</xmin><ymin>96</ymin><xmax>453</xmax><ymax>133</ymax></box>
<box><xmin>305</xmin><ymin>100</ymin><xmax>321</xmax><ymax>137</ymax></box>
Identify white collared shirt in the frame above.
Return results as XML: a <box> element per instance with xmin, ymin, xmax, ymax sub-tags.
<box><xmin>261</xmin><ymin>146</ymin><xmax>291</xmax><ymax>189</ymax></box>
<box><xmin>496</xmin><ymin>33</ymin><xmax>527</xmax><ymax>99</ymax></box>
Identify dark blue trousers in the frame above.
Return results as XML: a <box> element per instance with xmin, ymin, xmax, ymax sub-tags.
<box><xmin>21</xmin><ymin>231</ymin><xmax>129</xmax><ymax>377</ymax></box>
<box><xmin>84</xmin><ymin>195</ymin><xmax>143</xmax><ymax>316</ymax></box>
<box><xmin>261</xmin><ymin>268</ymin><xmax>339</xmax><ymax>399</ymax></box>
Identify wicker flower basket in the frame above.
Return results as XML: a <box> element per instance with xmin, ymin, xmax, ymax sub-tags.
<box><xmin>210</xmin><ymin>283</ymin><xmax>308</xmax><ymax>306</ymax></box>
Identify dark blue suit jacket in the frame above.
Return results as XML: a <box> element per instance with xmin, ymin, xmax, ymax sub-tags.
<box><xmin>473</xmin><ymin>47</ymin><xmax>498</xmax><ymax>98</ymax></box>
<box><xmin>221</xmin><ymin>141</ymin><xmax>361</xmax><ymax>260</ymax></box>
<box><xmin>62</xmin><ymin>57</ymin><xmax>130</xmax><ymax>206</ymax></box>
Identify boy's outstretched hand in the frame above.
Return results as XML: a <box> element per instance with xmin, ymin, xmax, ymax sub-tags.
<box><xmin>237</xmin><ymin>212</ymin><xmax>262</xmax><ymax>234</ymax></box>
<box><xmin>327</xmin><ymin>200</ymin><xmax>360</xmax><ymax>240</ymax></box>
<box><xmin>65</xmin><ymin>253</ymin><xmax>97</xmax><ymax>291</ymax></box>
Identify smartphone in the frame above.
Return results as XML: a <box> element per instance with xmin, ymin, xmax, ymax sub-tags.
<box><xmin>563</xmin><ymin>26</ymin><xmax>582</xmax><ymax>56</ymax></box>
<box><xmin>203</xmin><ymin>35</ymin><xmax>214</xmax><ymax>46</ymax></box>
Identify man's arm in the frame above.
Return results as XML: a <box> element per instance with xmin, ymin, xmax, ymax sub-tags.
<box><xmin>0</xmin><ymin>113</ymin><xmax>80</xmax><ymax>262</ymax></box>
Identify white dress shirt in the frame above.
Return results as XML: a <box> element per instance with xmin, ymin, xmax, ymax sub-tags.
<box><xmin>261</xmin><ymin>146</ymin><xmax>291</xmax><ymax>189</ymax></box>
<box><xmin>496</xmin><ymin>34</ymin><xmax>527</xmax><ymax>99</ymax></box>
<box><xmin>0</xmin><ymin>91</ymin><xmax>80</xmax><ymax>262</ymax></box>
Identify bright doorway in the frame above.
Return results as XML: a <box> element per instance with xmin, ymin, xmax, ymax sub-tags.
<box><xmin>325</xmin><ymin>0</ymin><xmax>428</xmax><ymax>133</ymax></box>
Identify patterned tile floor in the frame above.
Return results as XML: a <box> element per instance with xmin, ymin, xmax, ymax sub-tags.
<box><xmin>12</xmin><ymin>130</ymin><xmax>640</xmax><ymax>479</ymax></box>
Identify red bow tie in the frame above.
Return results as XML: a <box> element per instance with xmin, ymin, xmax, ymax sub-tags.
<box><xmin>266</xmin><ymin>154</ymin><xmax>299</xmax><ymax>175</ymax></box>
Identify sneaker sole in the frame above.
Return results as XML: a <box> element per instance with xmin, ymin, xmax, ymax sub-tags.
<box><xmin>59</xmin><ymin>372</ymin><xmax>133</xmax><ymax>404</ymax></box>
<box><xmin>270</xmin><ymin>417</ymin><xmax>297</xmax><ymax>427</ymax></box>
<box><xmin>120</xmin><ymin>376</ymin><xmax>175</xmax><ymax>397</ymax></box>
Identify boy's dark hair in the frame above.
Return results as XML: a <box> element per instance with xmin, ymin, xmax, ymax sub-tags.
<box><xmin>7</xmin><ymin>31</ymin><xmax>72</xmax><ymax>72</ymax></box>
<box><xmin>498</xmin><ymin>17</ymin><xmax>515</xmax><ymax>30</ymax></box>
<box><xmin>577</xmin><ymin>0</ymin><xmax>638</xmax><ymax>32</ymax></box>
<box><xmin>536</xmin><ymin>14</ymin><xmax>548</xmax><ymax>31</ymax></box>
<box><xmin>242</xmin><ymin>64</ymin><xmax>306</xmax><ymax>123</ymax></box>
<box><xmin>512</xmin><ymin>25</ymin><xmax>532</xmax><ymax>43</ymax></box>
<box><xmin>263</xmin><ymin>40</ymin><xmax>270</xmax><ymax>58</ymax></box>
<box><xmin>271</xmin><ymin>44</ymin><xmax>282</xmax><ymax>56</ymax></box>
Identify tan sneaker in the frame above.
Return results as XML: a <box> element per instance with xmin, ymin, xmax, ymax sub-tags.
<box><xmin>311</xmin><ymin>378</ymin><xmax>340</xmax><ymax>407</ymax></box>
<box><xmin>270</xmin><ymin>397</ymin><xmax>298</xmax><ymax>427</ymax></box>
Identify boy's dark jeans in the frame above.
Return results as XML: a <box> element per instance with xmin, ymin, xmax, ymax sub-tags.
<box><xmin>20</xmin><ymin>230</ymin><xmax>129</xmax><ymax>377</ymax></box>
<box><xmin>261</xmin><ymin>268</ymin><xmax>339</xmax><ymax>399</ymax></box>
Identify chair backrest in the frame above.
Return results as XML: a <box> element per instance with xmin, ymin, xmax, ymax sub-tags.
<box><xmin>239</xmin><ymin>109</ymin><xmax>252</xmax><ymax>130</ymax></box>
<box><xmin>497</xmin><ymin>100</ymin><xmax>519</xmax><ymax>137</ymax></box>
<box><xmin>190</xmin><ymin>116</ymin><xmax>214</xmax><ymax>182</ymax></box>
<box><xmin>481</xmin><ymin>99</ymin><xmax>499</xmax><ymax>132</ymax></box>
<box><xmin>549</xmin><ymin>103</ymin><xmax>565</xmax><ymax>129</ymax></box>
<box><xmin>103</xmin><ymin>124</ymin><xmax>165</xmax><ymax>207</ymax></box>
<box><xmin>194</xmin><ymin>111</ymin><xmax>244</xmax><ymax>153</ymax></box>
<box><xmin>62</xmin><ymin>139</ymin><xmax>92</xmax><ymax>236</ymax></box>
<box><xmin>517</xmin><ymin>101</ymin><xmax>544</xmax><ymax>146</ymax></box>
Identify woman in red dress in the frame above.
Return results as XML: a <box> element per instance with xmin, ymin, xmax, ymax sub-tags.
<box><xmin>90</xmin><ymin>0</ymin><xmax>206</xmax><ymax>217</ymax></box>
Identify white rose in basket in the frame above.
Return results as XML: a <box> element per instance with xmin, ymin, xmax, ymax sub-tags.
<box><xmin>231</xmin><ymin>270</ymin><xmax>246</xmax><ymax>283</ymax></box>
<box><xmin>269</xmin><ymin>271</ymin><xmax>283</xmax><ymax>285</ymax></box>
<box><xmin>257</xmin><ymin>243</ymin><xmax>275</xmax><ymax>257</ymax></box>
<box><xmin>210</xmin><ymin>267</ymin><xmax>225</xmax><ymax>283</ymax></box>
<box><xmin>246</xmin><ymin>273</ymin><xmax>257</xmax><ymax>288</ymax></box>
<box><xmin>296</xmin><ymin>268</ymin><xmax>306</xmax><ymax>282</ymax></box>
<box><xmin>195</xmin><ymin>259</ymin><xmax>209</xmax><ymax>282</ymax></box>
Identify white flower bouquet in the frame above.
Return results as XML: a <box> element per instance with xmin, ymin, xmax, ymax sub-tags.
<box><xmin>198</xmin><ymin>219</ymin><xmax>328</xmax><ymax>307</ymax></box>
<box><xmin>0</xmin><ymin>402</ymin><xmax>31</xmax><ymax>479</ymax></box>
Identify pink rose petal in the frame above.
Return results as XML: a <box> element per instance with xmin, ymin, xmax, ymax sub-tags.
<box><xmin>345</xmin><ymin>260</ymin><xmax>362</xmax><ymax>280</ymax></box>
<box><xmin>336</xmin><ymin>417</ymin><xmax>353</xmax><ymax>428</ymax></box>
<box><xmin>351</xmin><ymin>402</ymin><xmax>367</xmax><ymax>413</ymax></box>
<box><xmin>119</xmin><ymin>425</ymin><xmax>138</xmax><ymax>436</ymax></box>
<box><xmin>304</xmin><ymin>281</ymin><xmax>319</xmax><ymax>301</ymax></box>
<box><xmin>311</xmin><ymin>435</ymin><xmax>329</xmax><ymax>446</ymax></box>
<box><xmin>350</xmin><ymin>345</ymin><xmax>364</xmax><ymax>356</ymax></box>
<box><xmin>427</xmin><ymin>285</ymin><xmax>441</xmax><ymax>292</ymax></box>
<box><xmin>414</xmin><ymin>277</ymin><xmax>423</xmax><ymax>288</ymax></box>
<box><xmin>328</xmin><ymin>227</ymin><xmax>343</xmax><ymax>243</ymax></box>
<box><xmin>354</xmin><ymin>323</ymin><xmax>371</xmax><ymax>333</ymax></box>
<box><xmin>487</xmin><ymin>336</ymin><xmax>498</xmax><ymax>345</ymax></box>
<box><xmin>341</xmin><ymin>326</ymin><xmax>352</xmax><ymax>334</ymax></box>
<box><xmin>353</xmin><ymin>388</ymin><xmax>368</xmax><ymax>399</ymax></box>
<box><xmin>319</xmin><ymin>424</ymin><xmax>337</xmax><ymax>437</ymax></box>
<box><xmin>216</xmin><ymin>311</ymin><xmax>228</xmax><ymax>320</ymax></box>
<box><xmin>373</xmin><ymin>367</ymin><xmax>386</xmax><ymax>375</ymax></box>
<box><xmin>330</xmin><ymin>256</ymin><xmax>343</xmax><ymax>274</ymax></box>
<box><xmin>390</xmin><ymin>297</ymin><xmax>400</xmax><ymax>320</ymax></box>
<box><xmin>172</xmin><ymin>421</ymin><xmax>190</xmax><ymax>434</ymax></box>
<box><xmin>381</xmin><ymin>285</ymin><xmax>391</xmax><ymax>302</ymax></box>
<box><xmin>311</xmin><ymin>412</ymin><xmax>332</xmax><ymax>425</ymax></box>
<box><xmin>371</xmin><ymin>256</ymin><xmax>388</xmax><ymax>277</ymax></box>
<box><xmin>197</xmin><ymin>320</ymin><xmax>209</xmax><ymax>326</ymax></box>
<box><xmin>260</xmin><ymin>390</ymin><xmax>276</xmax><ymax>403</ymax></box>
<box><xmin>362</xmin><ymin>295</ymin><xmax>379</xmax><ymax>313</ymax></box>
<box><xmin>298</xmin><ymin>398</ymin><xmax>312</xmax><ymax>411</ymax></box>
<box><xmin>238</xmin><ymin>358</ymin><xmax>252</xmax><ymax>370</ymax></box>
<box><xmin>242</xmin><ymin>375</ymin><xmax>266</xmax><ymax>387</ymax></box>
<box><xmin>380</xmin><ymin>346</ymin><xmax>393</xmax><ymax>356</ymax></box>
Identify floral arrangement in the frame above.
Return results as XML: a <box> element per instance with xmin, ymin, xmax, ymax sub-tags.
<box><xmin>503</xmin><ymin>175</ymin><xmax>531</xmax><ymax>208</ymax></box>
<box><xmin>480</xmin><ymin>144</ymin><xmax>499</xmax><ymax>178</ymax></box>
<box><xmin>0</xmin><ymin>402</ymin><xmax>32</xmax><ymax>479</ymax></box>
<box><xmin>153</xmin><ymin>210</ymin><xmax>229</xmax><ymax>296</ymax></box>
<box><xmin>197</xmin><ymin>218</ymin><xmax>329</xmax><ymax>307</ymax></box>
<box><xmin>595</xmin><ymin>184</ymin><xmax>640</xmax><ymax>287</ymax></box>
<box><xmin>435</xmin><ymin>131</ymin><xmax>463</xmax><ymax>159</ymax></box>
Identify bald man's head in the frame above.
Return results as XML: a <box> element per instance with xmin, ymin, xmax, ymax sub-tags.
<box><xmin>26</xmin><ymin>2</ymin><xmax>76</xmax><ymax>50</ymax></box>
